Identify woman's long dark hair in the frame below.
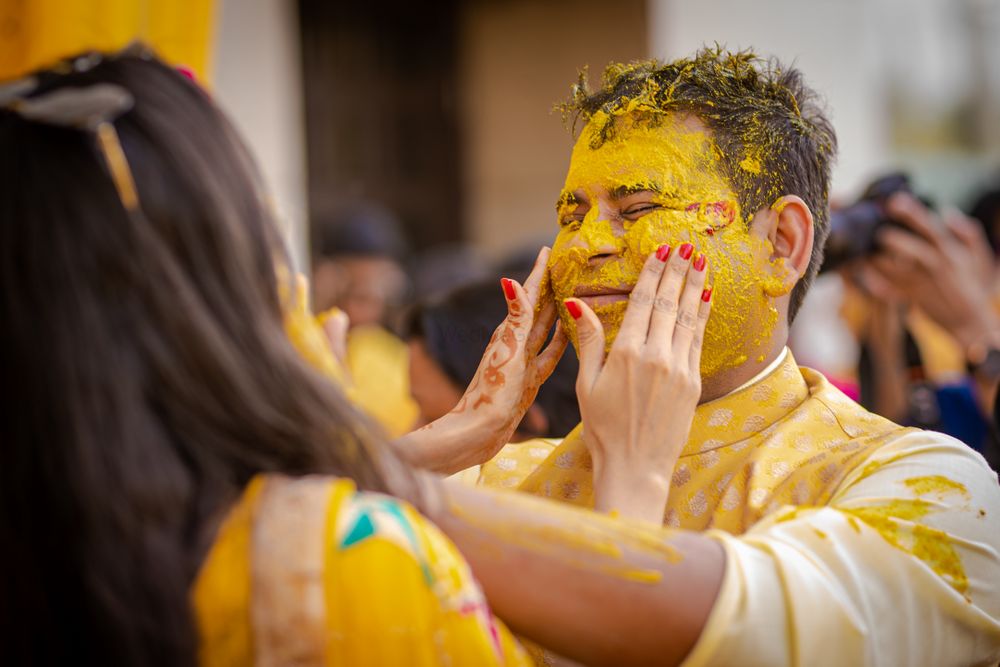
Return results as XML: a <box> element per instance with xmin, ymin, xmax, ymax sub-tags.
<box><xmin>0</xmin><ymin>51</ymin><xmax>393</xmax><ymax>665</ymax></box>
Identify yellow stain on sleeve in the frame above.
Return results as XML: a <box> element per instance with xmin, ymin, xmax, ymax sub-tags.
<box><xmin>843</xmin><ymin>499</ymin><xmax>969</xmax><ymax>598</ymax></box>
<box><xmin>903</xmin><ymin>475</ymin><xmax>969</xmax><ymax>499</ymax></box>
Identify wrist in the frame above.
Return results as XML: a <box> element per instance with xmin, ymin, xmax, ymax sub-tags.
<box><xmin>592</xmin><ymin>462</ymin><xmax>673</xmax><ymax>524</ymax></box>
<box><xmin>398</xmin><ymin>409</ymin><xmax>506</xmax><ymax>475</ymax></box>
<box><xmin>953</xmin><ymin>311</ymin><xmax>1000</xmax><ymax>355</ymax></box>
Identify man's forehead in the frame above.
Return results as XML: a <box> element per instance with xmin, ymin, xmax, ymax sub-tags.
<box><xmin>560</xmin><ymin>112</ymin><xmax>724</xmax><ymax>202</ymax></box>
<box><xmin>576</xmin><ymin>110</ymin><xmax>712</xmax><ymax>147</ymax></box>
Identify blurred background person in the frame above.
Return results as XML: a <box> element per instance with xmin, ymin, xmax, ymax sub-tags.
<box><xmin>310</xmin><ymin>203</ymin><xmax>419</xmax><ymax>436</ymax></box>
<box><xmin>311</xmin><ymin>201</ymin><xmax>408</xmax><ymax>327</ymax></box>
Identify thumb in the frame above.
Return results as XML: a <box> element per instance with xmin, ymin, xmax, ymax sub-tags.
<box><xmin>318</xmin><ymin>307</ymin><xmax>350</xmax><ymax>365</ymax></box>
<box><xmin>294</xmin><ymin>273</ymin><xmax>312</xmax><ymax>316</ymax></box>
<box><xmin>565</xmin><ymin>298</ymin><xmax>605</xmax><ymax>396</ymax></box>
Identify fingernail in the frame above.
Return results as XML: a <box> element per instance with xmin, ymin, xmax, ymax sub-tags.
<box><xmin>693</xmin><ymin>253</ymin><xmax>706</xmax><ymax>271</ymax></box>
<box><xmin>702</xmin><ymin>287</ymin><xmax>713</xmax><ymax>302</ymax></box>
<box><xmin>501</xmin><ymin>278</ymin><xmax>516</xmax><ymax>300</ymax></box>
<box><xmin>656</xmin><ymin>244</ymin><xmax>672</xmax><ymax>262</ymax></box>
<box><xmin>679</xmin><ymin>243</ymin><xmax>694</xmax><ymax>260</ymax></box>
<box><xmin>564</xmin><ymin>299</ymin><xmax>583</xmax><ymax>319</ymax></box>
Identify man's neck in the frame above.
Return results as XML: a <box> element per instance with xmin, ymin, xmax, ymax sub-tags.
<box><xmin>699</xmin><ymin>337</ymin><xmax>788</xmax><ymax>404</ymax></box>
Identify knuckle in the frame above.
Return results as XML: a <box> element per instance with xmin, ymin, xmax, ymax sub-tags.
<box><xmin>643</xmin><ymin>258</ymin><xmax>666</xmax><ymax>275</ymax></box>
<box><xmin>653</xmin><ymin>295</ymin><xmax>678</xmax><ymax>314</ymax></box>
<box><xmin>651</xmin><ymin>353</ymin><xmax>673</xmax><ymax>372</ymax></box>
<box><xmin>676</xmin><ymin>311</ymin><xmax>698</xmax><ymax>331</ymax></box>
<box><xmin>620</xmin><ymin>343</ymin><xmax>641</xmax><ymax>362</ymax></box>
<box><xmin>630</xmin><ymin>288</ymin><xmax>654</xmax><ymax>306</ymax></box>
<box><xmin>668</xmin><ymin>261</ymin><xmax>688</xmax><ymax>277</ymax></box>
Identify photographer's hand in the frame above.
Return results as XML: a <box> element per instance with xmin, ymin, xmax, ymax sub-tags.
<box><xmin>870</xmin><ymin>193</ymin><xmax>1000</xmax><ymax>355</ymax></box>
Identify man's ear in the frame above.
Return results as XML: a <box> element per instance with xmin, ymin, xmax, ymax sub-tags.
<box><xmin>750</xmin><ymin>195</ymin><xmax>814</xmax><ymax>297</ymax></box>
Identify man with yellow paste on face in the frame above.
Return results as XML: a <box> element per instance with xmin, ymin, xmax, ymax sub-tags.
<box><xmin>446</xmin><ymin>49</ymin><xmax>1000</xmax><ymax>665</ymax></box>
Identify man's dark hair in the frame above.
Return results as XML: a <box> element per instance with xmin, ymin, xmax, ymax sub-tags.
<box><xmin>559</xmin><ymin>47</ymin><xmax>838</xmax><ymax>321</ymax></box>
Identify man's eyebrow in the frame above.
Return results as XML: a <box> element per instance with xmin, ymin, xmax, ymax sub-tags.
<box><xmin>555</xmin><ymin>191</ymin><xmax>580</xmax><ymax>211</ymax></box>
<box><xmin>609</xmin><ymin>184</ymin><xmax>664</xmax><ymax>200</ymax></box>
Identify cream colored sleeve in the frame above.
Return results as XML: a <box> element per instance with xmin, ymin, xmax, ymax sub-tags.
<box><xmin>684</xmin><ymin>431</ymin><xmax>1000</xmax><ymax>667</ymax></box>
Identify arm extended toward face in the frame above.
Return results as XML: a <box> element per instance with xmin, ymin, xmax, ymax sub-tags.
<box><xmin>420</xmin><ymin>476</ymin><xmax>726</xmax><ymax>667</ymax></box>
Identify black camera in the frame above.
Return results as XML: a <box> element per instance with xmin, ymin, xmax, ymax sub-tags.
<box><xmin>820</xmin><ymin>172</ymin><xmax>930</xmax><ymax>273</ymax></box>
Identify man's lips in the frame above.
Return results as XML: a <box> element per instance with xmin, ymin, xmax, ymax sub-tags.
<box><xmin>572</xmin><ymin>285</ymin><xmax>634</xmax><ymax>308</ymax></box>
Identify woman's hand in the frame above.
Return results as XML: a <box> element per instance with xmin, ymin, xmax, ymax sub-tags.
<box><xmin>566</xmin><ymin>243</ymin><xmax>712</xmax><ymax>523</ymax></box>
<box><xmin>318</xmin><ymin>306</ymin><xmax>350</xmax><ymax>372</ymax></box>
<box><xmin>395</xmin><ymin>247</ymin><xmax>569</xmax><ymax>474</ymax></box>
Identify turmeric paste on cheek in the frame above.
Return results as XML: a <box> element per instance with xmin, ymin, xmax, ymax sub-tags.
<box><xmin>548</xmin><ymin>112</ymin><xmax>781</xmax><ymax>379</ymax></box>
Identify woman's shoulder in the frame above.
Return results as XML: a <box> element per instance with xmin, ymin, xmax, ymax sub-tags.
<box><xmin>195</xmin><ymin>474</ymin><xmax>527</xmax><ymax>666</ymax></box>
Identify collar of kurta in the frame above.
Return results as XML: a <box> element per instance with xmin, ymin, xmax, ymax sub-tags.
<box><xmin>516</xmin><ymin>348</ymin><xmax>812</xmax><ymax>495</ymax></box>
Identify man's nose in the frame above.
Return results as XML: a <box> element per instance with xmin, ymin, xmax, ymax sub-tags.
<box><xmin>570</xmin><ymin>208</ymin><xmax>624</xmax><ymax>268</ymax></box>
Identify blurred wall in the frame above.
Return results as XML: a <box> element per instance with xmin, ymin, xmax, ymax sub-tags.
<box><xmin>649</xmin><ymin>0</ymin><xmax>891</xmax><ymax>199</ymax></box>
<box><xmin>213</xmin><ymin>0</ymin><xmax>308</xmax><ymax>268</ymax></box>
<box><xmin>459</xmin><ymin>0</ymin><xmax>648</xmax><ymax>260</ymax></box>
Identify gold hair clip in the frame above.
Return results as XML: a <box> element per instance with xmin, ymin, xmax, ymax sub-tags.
<box><xmin>3</xmin><ymin>80</ymin><xmax>139</xmax><ymax>211</ymax></box>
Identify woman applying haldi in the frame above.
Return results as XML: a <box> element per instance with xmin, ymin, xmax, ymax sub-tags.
<box><xmin>0</xmin><ymin>48</ymin><xmax>531</xmax><ymax>666</ymax></box>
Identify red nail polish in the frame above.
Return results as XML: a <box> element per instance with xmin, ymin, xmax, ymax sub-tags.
<box><xmin>501</xmin><ymin>278</ymin><xmax>516</xmax><ymax>300</ymax></box>
<box><xmin>693</xmin><ymin>254</ymin><xmax>706</xmax><ymax>271</ymax></box>
<box><xmin>679</xmin><ymin>243</ymin><xmax>694</xmax><ymax>260</ymax></box>
<box><xmin>656</xmin><ymin>244</ymin><xmax>672</xmax><ymax>261</ymax></box>
<box><xmin>701</xmin><ymin>287</ymin><xmax>713</xmax><ymax>302</ymax></box>
<box><xmin>565</xmin><ymin>299</ymin><xmax>582</xmax><ymax>319</ymax></box>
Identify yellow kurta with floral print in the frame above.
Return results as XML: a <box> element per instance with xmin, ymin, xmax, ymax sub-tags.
<box><xmin>192</xmin><ymin>475</ymin><xmax>529</xmax><ymax>667</ymax></box>
<box><xmin>475</xmin><ymin>350</ymin><xmax>1000</xmax><ymax>666</ymax></box>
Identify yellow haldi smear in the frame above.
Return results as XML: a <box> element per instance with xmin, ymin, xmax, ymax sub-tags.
<box><xmin>774</xmin><ymin>500</ymin><xmax>968</xmax><ymax>597</ymax></box>
<box><xmin>903</xmin><ymin>475</ymin><xmax>969</xmax><ymax>499</ymax></box>
<box><xmin>843</xmin><ymin>500</ymin><xmax>969</xmax><ymax>598</ymax></box>
<box><xmin>448</xmin><ymin>491</ymin><xmax>679</xmax><ymax>585</ymax></box>
<box><xmin>739</xmin><ymin>155</ymin><xmax>762</xmax><ymax>174</ymax></box>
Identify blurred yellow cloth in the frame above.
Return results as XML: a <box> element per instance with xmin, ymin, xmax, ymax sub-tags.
<box><xmin>283</xmin><ymin>298</ymin><xmax>352</xmax><ymax>390</ymax></box>
<box><xmin>0</xmin><ymin>0</ymin><xmax>215</xmax><ymax>82</ymax></box>
<box><xmin>193</xmin><ymin>475</ymin><xmax>529</xmax><ymax>666</ymax></box>
<box><xmin>346</xmin><ymin>325</ymin><xmax>419</xmax><ymax>438</ymax></box>
<box><xmin>282</xmin><ymin>275</ymin><xmax>417</xmax><ymax>437</ymax></box>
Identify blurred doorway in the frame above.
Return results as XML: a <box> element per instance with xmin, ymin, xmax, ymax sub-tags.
<box><xmin>298</xmin><ymin>0</ymin><xmax>463</xmax><ymax>252</ymax></box>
